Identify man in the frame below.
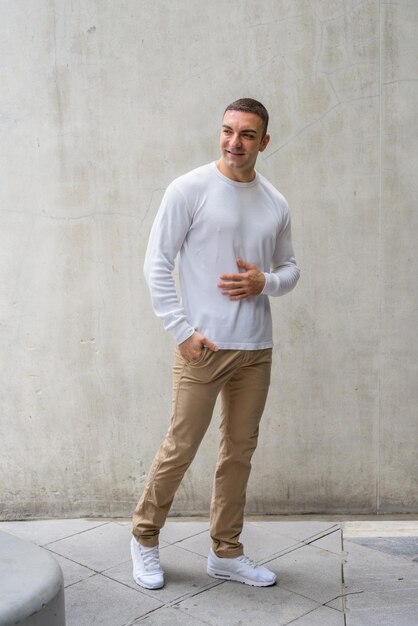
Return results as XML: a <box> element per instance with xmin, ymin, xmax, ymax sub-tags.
<box><xmin>131</xmin><ymin>98</ymin><xmax>300</xmax><ymax>589</ymax></box>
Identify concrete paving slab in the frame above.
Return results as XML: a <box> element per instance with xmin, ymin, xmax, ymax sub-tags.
<box><xmin>344</xmin><ymin>521</ymin><xmax>418</xmax><ymax>538</ymax></box>
<box><xmin>345</xmin><ymin>608</ymin><xmax>418</xmax><ymax>626</ymax></box>
<box><xmin>46</xmin><ymin>521</ymin><xmax>132</xmax><ymax>572</ymax></box>
<box><xmin>351</xmin><ymin>613</ymin><xmax>417</xmax><ymax>626</ymax></box>
<box><xmin>131</xmin><ymin>606</ymin><xmax>209</xmax><ymax>625</ymax></box>
<box><xmin>267</xmin><ymin>544</ymin><xmax>344</xmax><ymax>605</ymax></box>
<box><xmin>64</xmin><ymin>573</ymin><xmax>162</xmax><ymax>626</ymax></box>
<box><xmin>343</xmin><ymin>540</ymin><xmax>418</xmax><ymax>593</ymax></box>
<box><xmin>117</xmin><ymin>519</ymin><xmax>210</xmax><ymax>546</ymax></box>
<box><xmin>345</xmin><ymin>594</ymin><xmax>418</xmax><ymax>626</ymax></box>
<box><xmin>348</xmin><ymin>536</ymin><xmax>418</xmax><ymax>561</ymax></box>
<box><xmin>46</xmin><ymin>551</ymin><xmax>96</xmax><ymax>588</ymax></box>
<box><xmin>344</xmin><ymin>586</ymin><xmax>418</xmax><ymax>611</ymax></box>
<box><xmin>240</xmin><ymin>522</ymin><xmax>303</xmax><ymax>561</ymax></box>
<box><xmin>160</xmin><ymin>520</ymin><xmax>210</xmax><ymax>545</ymax></box>
<box><xmin>0</xmin><ymin>519</ymin><xmax>107</xmax><ymax>546</ymax></box>
<box><xmin>177</xmin><ymin>580</ymin><xmax>319</xmax><ymax>626</ymax></box>
<box><xmin>341</xmin><ymin>532</ymin><xmax>418</xmax><ymax>625</ymax></box>
<box><xmin>176</xmin><ymin>521</ymin><xmax>301</xmax><ymax>562</ymax></box>
<box><xmin>325</xmin><ymin>595</ymin><xmax>345</xmax><ymax>612</ymax></box>
<box><xmin>326</xmin><ymin>596</ymin><xmax>350</xmax><ymax>612</ymax></box>
<box><xmin>7</xmin><ymin>517</ymin><xmax>418</xmax><ymax>625</ymax></box>
<box><xmin>254</xmin><ymin>521</ymin><xmax>340</xmax><ymax>544</ymax></box>
<box><xmin>286</xmin><ymin>605</ymin><xmax>345</xmax><ymax>625</ymax></box>
<box><xmin>310</xmin><ymin>528</ymin><xmax>343</xmax><ymax>555</ymax></box>
<box><xmin>104</xmin><ymin>544</ymin><xmax>218</xmax><ymax>603</ymax></box>
<box><xmin>173</xmin><ymin>528</ymin><xmax>211</xmax><ymax>558</ymax></box>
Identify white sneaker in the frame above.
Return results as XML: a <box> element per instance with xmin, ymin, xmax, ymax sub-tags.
<box><xmin>207</xmin><ymin>548</ymin><xmax>276</xmax><ymax>587</ymax></box>
<box><xmin>130</xmin><ymin>537</ymin><xmax>164</xmax><ymax>589</ymax></box>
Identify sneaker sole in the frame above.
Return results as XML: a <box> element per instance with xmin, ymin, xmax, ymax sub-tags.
<box><xmin>207</xmin><ymin>567</ymin><xmax>276</xmax><ymax>587</ymax></box>
<box><xmin>132</xmin><ymin>570</ymin><xmax>164</xmax><ymax>590</ymax></box>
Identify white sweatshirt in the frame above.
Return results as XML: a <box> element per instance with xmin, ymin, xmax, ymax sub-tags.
<box><xmin>144</xmin><ymin>162</ymin><xmax>300</xmax><ymax>349</ymax></box>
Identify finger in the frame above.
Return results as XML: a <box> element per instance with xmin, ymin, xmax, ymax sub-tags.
<box><xmin>221</xmin><ymin>292</ymin><xmax>247</xmax><ymax>298</ymax></box>
<box><xmin>227</xmin><ymin>293</ymin><xmax>247</xmax><ymax>301</ymax></box>
<box><xmin>218</xmin><ymin>281</ymin><xmax>244</xmax><ymax>290</ymax></box>
<box><xmin>219</xmin><ymin>273</ymin><xmax>243</xmax><ymax>281</ymax></box>
<box><xmin>221</xmin><ymin>288</ymin><xmax>248</xmax><ymax>297</ymax></box>
<box><xmin>220</xmin><ymin>285</ymin><xmax>246</xmax><ymax>294</ymax></box>
<box><xmin>202</xmin><ymin>336</ymin><xmax>219</xmax><ymax>352</ymax></box>
<box><xmin>236</xmin><ymin>258</ymin><xmax>256</xmax><ymax>270</ymax></box>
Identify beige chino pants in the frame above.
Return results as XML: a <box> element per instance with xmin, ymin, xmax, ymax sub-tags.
<box><xmin>132</xmin><ymin>346</ymin><xmax>272</xmax><ymax>558</ymax></box>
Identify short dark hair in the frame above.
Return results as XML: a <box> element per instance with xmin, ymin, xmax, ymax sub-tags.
<box><xmin>224</xmin><ymin>98</ymin><xmax>269</xmax><ymax>137</ymax></box>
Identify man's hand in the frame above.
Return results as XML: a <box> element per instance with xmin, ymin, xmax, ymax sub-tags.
<box><xmin>218</xmin><ymin>259</ymin><xmax>266</xmax><ymax>301</ymax></box>
<box><xmin>179</xmin><ymin>331</ymin><xmax>219</xmax><ymax>362</ymax></box>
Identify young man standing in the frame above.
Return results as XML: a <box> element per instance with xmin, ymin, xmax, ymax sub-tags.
<box><xmin>131</xmin><ymin>98</ymin><xmax>300</xmax><ymax>589</ymax></box>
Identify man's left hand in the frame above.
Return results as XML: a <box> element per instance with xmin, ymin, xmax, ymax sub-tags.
<box><xmin>218</xmin><ymin>259</ymin><xmax>266</xmax><ymax>300</ymax></box>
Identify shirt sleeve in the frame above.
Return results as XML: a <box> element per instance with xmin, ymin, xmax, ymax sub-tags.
<box><xmin>261</xmin><ymin>206</ymin><xmax>300</xmax><ymax>297</ymax></box>
<box><xmin>143</xmin><ymin>184</ymin><xmax>195</xmax><ymax>344</ymax></box>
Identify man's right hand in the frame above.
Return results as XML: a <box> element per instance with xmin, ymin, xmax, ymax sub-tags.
<box><xmin>178</xmin><ymin>331</ymin><xmax>219</xmax><ymax>362</ymax></box>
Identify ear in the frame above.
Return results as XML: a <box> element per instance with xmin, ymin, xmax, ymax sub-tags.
<box><xmin>259</xmin><ymin>133</ymin><xmax>270</xmax><ymax>152</ymax></box>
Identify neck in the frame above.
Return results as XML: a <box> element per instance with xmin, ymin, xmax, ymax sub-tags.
<box><xmin>216</xmin><ymin>160</ymin><xmax>256</xmax><ymax>183</ymax></box>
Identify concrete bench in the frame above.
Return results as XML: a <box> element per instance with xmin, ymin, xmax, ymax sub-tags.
<box><xmin>0</xmin><ymin>531</ymin><xmax>65</xmax><ymax>626</ymax></box>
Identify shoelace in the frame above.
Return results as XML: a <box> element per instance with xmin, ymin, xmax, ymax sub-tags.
<box><xmin>140</xmin><ymin>546</ymin><xmax>160</xmax><ymax>570</ymax></box>
<box><xmin>236</xmin><ymin>554</ymin><xmax>256</xmax><ymax>568</ymax></box>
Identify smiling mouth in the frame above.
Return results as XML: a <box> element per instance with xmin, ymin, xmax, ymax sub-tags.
<box><xmin>227</xmin><ymin>150</ymin><xmax>245</xmax><ymax>156</ymax></box>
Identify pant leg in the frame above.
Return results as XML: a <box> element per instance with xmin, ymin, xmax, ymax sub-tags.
<box><xmin>210</xmin><ymin>348</ymin><xmax>272</xmax><ymax>558</ymax></box>
<box><xmin>132</xmin><ymin>347</ymin><xmax>235</xmax><ymax>547</ymax></box>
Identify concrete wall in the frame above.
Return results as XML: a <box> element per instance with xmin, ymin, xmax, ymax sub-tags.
<box><xmin>1</xmin><ymin>1</ymin><xmax>417</xmax><ymax>519</ymax></box>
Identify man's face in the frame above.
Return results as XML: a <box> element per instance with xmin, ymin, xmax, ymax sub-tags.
<box><xmin>218</xmin><ymin>110</ymin><xmax>270</xmax><ymax>182</ymax></box>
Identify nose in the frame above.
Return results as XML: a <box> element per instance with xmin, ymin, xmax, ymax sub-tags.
<box><xmin>230</xmin><ymin>133</ymin><xmax>242</xmax><ymax>147</ymax></box>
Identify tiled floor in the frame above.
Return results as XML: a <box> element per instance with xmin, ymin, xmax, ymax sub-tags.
<box><xmin>341</xmin><ymin>522</ymin><xmax>418</xmax><ymax>626</ymax></box>
<box><xmin>1</xmin><ymin>518</ymin><xmax>418</xmax><ymax>625</ymax></box>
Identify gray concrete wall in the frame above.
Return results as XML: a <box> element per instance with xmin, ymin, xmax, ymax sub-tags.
<box><xmin>1</xmin><ymin>1</ymin><xmax>417</xmax><ymax>519</ymax></box>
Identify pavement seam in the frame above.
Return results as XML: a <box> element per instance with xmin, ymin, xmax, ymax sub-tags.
<box><xmin>130</xmin><ymin>603</ymin><xmax>212</xmax><ymax>626</ymax></box>
<box><xmin>280</xmin><ymin>587</ymin><xmax>359</xmax><ymax>625</ymax></box>
<box><xmin>0</xmin><ymin>520</ymin><xmax>110</xmax><ymax>548</ymax></box>
<box><xmin>282</xmin><ymin>599</ymin><xmax>344</xmax><ymax>626</ymax></box>
<box><xmin>44</xmin><ymin>542</ymin><xmax>132</xmax><ymax>576</ymax></box>
<box><xmin>262</xmin><ymin>526</ymin><xmax>347</xmax><ymax>622</ymax></box>
<box><xmin>127</xmin><ymin>580</ymin><xmax>224</xmax><ymax>625</ymax></box>
<box><xmin>258</xmin><ymin>525</ymin><xmax>342</xmax><ymax>567</ymax></box>
<box><xmin>301</xmin><ymin>524</ymin><xmax>341</xmax><ymax>546</ymax></box>
<box><xmin>44</xmin><ymin>545</ymin><xmax>102</xmax><ymax>574</ymax></box>
<box><xmin>63</xmin><ymin>571</ymin><xmax>104</xmax><ymax>590</ymax></box>
<box><xmin>102</xmin><ymin>568</ymin><xmax>222</xmax><ymax>603</ymax></box>
<box><xmin>42</xmin><ymin>520</ymin><xmax>110</xmax><ymax>547</ymax></box>
<box><xmin>166</xmin><ymin>579</ymin><xmax>224</xmax><ymax>605</ymax></box>
<box><xmin>167</xmin><ymin>527</ymin><xmax>211</xmax><ymax>546</ymax></box>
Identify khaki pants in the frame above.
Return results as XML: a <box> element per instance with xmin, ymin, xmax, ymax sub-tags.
<box><xmin>132</xmin><ymin>346</ymin><xmax>272</xmax><ymax>558</ymax></box>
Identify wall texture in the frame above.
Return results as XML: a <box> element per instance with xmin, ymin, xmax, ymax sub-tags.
<box><xmin>1</xmin><ymin>0</ymin><xmax>417</xmax><ymax>519</ymax></box>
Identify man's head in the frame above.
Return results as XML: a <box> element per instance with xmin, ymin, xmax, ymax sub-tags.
<box><xmin>224</xmin><ymin>98</ymin><xmax>269</xmax><ymax>138</ymax></box>
<box><xmin>217</xmin><ymin>98</ymin><xmax>270</xmax><ymax>182</ymax></box>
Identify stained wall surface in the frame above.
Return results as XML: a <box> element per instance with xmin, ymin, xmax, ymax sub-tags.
<box><xmin>1</xmin><ymin>1</ymin><xmax>417</xmax><ymax>518</ymax></box>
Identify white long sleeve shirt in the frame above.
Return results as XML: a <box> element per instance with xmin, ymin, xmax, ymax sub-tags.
<box><xmin>144</xmin><ymin>162</ymin><xmax>300</xmax><ymax>349</ymax></box>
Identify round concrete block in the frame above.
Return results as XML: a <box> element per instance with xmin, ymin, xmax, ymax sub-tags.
<box><xmin>0</xmin><ymin>531</ymin><xmax>65</xmax><ymax>626</ymax></box>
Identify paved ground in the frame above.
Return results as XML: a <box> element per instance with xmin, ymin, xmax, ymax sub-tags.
<box><xmin>1</xmin><ymin>518</ymin><xmax>418</xmax><ymax>625</ymax></box>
